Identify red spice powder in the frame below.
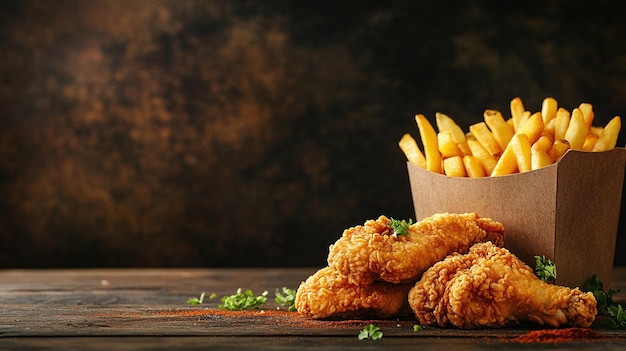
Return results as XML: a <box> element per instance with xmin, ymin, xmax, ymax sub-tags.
<box><xmin>512</xmin><ymin>328</ymin><xmax>606</xmax><ymax>343</ymax></box>
<box><xmin>92</xmin><ymin>308</ymin><xmax>413</xmax><ymax>330</ymax></box>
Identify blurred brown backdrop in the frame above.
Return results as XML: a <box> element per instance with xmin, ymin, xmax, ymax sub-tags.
<box><xmin>1</xmin><ymin>0</ymin><xmax>625</xmax><ymax>268</ymax></box>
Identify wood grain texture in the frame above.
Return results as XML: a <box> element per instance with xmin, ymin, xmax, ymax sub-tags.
<box><xmin>1</xmin><ymin>268</ymin><xmax>625</xmax><ymax>350</ymax></box>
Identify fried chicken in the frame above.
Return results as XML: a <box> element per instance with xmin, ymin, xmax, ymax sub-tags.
<box><xmin>327</xmin><ymin>213</ymin><xmax>505</xmax><ymax>284</ymax></box>
<box><xmin>295</xmin><ymin>267</ymin><xmax>413</xmax><ymax>319</ymax></box>
<box><xmin>408</xmin><ymin>242</ymin><xmax>597</xmax><ymax>329</ymax></box>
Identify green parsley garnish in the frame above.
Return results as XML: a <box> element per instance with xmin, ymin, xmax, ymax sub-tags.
<box><xmin>389</xmin><ymin>217</ymin><xmax>413</xmax><ymax>237</ymax></box>
<box><xmin>186</xmin><ymin>292</ymin><xmax>216</xmax><ymax>305</ymax></box>
<box><xmin>219</xmin><ymin>288</ymin><xmax>268</xmax><ymax>311</ymax></box>
<box><xmin>358</xmin><ymin>324</ymin><xmax>383</xmax><ymax>340</ymax></box>
<box><xmin>583</xmin><ymin>274</ymin><xmax>624</xmax><ymax>328</ymax></box>
<box><xmin>413</xmin><ymin>324</ymin><xmax>423</xmax><ymax>332</ymax></box>
<box><xmin>534</xmin><ymin>255</ymin><xmax>557</xmax><ymax>283</ymax></box>
<box><xmin>275</xmin><ymin>287</ymin><xmax>297</xmax><ymax>312</ymax></box>
<box><xmin>584</xmin><ymin>274</ymin><xmax>619</xmax><ymax>314</ymax></box>
<box><xmin>186</xmin><ymin>292</ymin><xmax>206</xmax><ymax>305</ymax></box>
<box><xmin>606</xmin><ymin>305</ymin><xmax>626</xmax><ymax>329</ymax></box>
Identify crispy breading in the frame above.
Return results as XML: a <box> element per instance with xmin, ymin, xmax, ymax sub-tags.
<box><xmin>295</xmin><ymin>267</ymin><xmax>412</xmax><ymax>319</ymax></box>
<box><xmin>327</xmin><ymin>213</ymin><xmax>505</xmax><ymax>284</ymax></box>
<box><xmin>408</xmin><ymin>242</ymin><xmax>597</xmax><ymax>328</ymax></box>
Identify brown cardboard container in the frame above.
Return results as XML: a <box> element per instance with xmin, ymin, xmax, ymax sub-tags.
<box><xmin>407</xmin><ymin>148</ymin><xmax>626</xmax><ymax>289</ymax></box>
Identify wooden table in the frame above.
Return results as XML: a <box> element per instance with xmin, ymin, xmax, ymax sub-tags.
<box><xmin>1</xmin><ymin>268</ymin><xmax>625</xmax><ymax>350</ymax></box>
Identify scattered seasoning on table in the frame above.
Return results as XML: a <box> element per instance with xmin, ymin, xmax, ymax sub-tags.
<box><xmin>92</xmin><ymin>309</ymin><xmax>413</xmax><ymax>330</ymax></box>
<box><xmin>512</xmin><ymin>328</ymin><xmax>606</xmax><ymax>343</ymax></box>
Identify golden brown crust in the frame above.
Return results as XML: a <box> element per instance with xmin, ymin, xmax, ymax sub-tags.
<box><xmin>327</xmin><ymin>213</ymin><xmax>505</xmax><ymax>285</ymax></box>
<box><xmin>295</xmin><ymin>267</ymin><xmax>412</xmax><ymax>319</ymax></box>
<box><xmin>408</xmin><ymin>242</ymin><xmax>597</xmax><ymax>329</ymax></box>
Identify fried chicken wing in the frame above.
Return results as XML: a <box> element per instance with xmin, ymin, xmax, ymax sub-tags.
<box><xmin>295</xmin><ymin>267</ymin><xmax>412</xmax><ymax>319</ymax></box>
<box><xmin>408</xmin><ymin>242</ymin><xmax>597</xmax><ymax>329</ymax></box>
<box><xmin>327</xmin><ymin>213</ymin><xmax>505</xmax><ymax>284</ymax></box>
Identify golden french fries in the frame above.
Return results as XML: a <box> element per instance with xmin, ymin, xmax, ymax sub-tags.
<box><xmin>510</xmin><ymin>133</ymin><xmax>532</xmax><ymax>173</ymax></box>
<box><xmin>579</xmin><ymin>103</ymin><xmax>594</xmax><ymax>128</ymax></box>
<box><xmin>593</xmin><ymin>116</ymin><xmax>621</xmax><ymax>151</ymax></box>
<box><xmin>551</xmin><ymin>139</ymin><xmax>570</xmax><ymax>160</ymax></box>
<box><xmin>466</xmin><ymin>139</ymin><xmax>497</xmax><ymax>175</ymax></box>
<box><xmin>436</xmin><ymin>112</ymin><xmax>471</xmax><ymax>155</ymax></box>
<box><xmin>398</xmin><ymin>133</ymin><xmax>426</xmax><ymax>169</ymax></box>
<box><xmin>469</xmin><ymin>122</ymin><xmax>501</xmax><ymax>156</ymax></box>
<box><xmin>564</xmin><ymin>108</ymin><xmax>588</xmax><ymax>150</ymax></box>
<box><xmin>510</xmin><ymin>97</ymin><xmax>526</xmax><ymax>131</ymax></box>
<box><xmin>437</xmin><ymin>130</ymin><xmax>463</xmax><ymax>158</ymax></box>
<box><xmin>400</xmin><ymin>97</ymin><xmax>622</xmax><ymax>177</ymax></box>
<box><xmin>462</xmin><ymin>155</ymin><xmax>486</xmax><ymax>178</ymax></box>
<box><xmin>484</xmin><ymin>110</ymin><xmax>514</xmax><ymax>151</ymax></box>
<box><xmin>491</xmin><ymin>140</ymin><xmax>518</xmax><ymax>176</ymax></box>
<box><xmin>443</xmin><ymin>156</ymin><xmax>466</xmax><ymax>177</ymax></box>
<box><xmin>415</xmin><ymin>114</ymin><xmax>442</xmax><ymax>174</ymax></box>
<box><xmin>517</xmin><ymin>112</ymin><xmax>544</xmax><ymax>145</ymax></box>
<box><xmin>531</xmin><ymin>140</ymin><xmax>553</xmax><ymax>170</ymax></box>
<box><xmin>541</xmin><ymin>97</ymin><xmax>558</xmax><ymax>124</ymax></box>
<box><xmin>554</xmin><ymin>108</ymin><xmax>570</xmax><ymax>141</ymax></box>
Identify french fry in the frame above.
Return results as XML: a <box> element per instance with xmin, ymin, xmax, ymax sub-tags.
<box><xmin>510</xmin><ymin>133</ymin><xmax>532</xmax><ymax>173</ymax></box>
<box><xmin>465</xmin><ymin>131</ymin><xmax>476</xmax><ymax>142</ymax></box>
<box><xmin>415</xmin><ymin>114</ymin><xmax>442</xmax><ymax>173</ymax></box>
<box><xmin>531</xmin><ymin>136</ymin><xmax>554</xmax><ymax>170</ymax></box>
<box><xmin>517</xmin><ymin>112</ymin><xmax>544</xmax><ymax>144</ymax></box>
<box><xmin>491</xmin><ymin>141</ymin><xmax>518</xmax><ymax>176</ymax></box>
<box><xmin>467</xmin><ymin>140</ymin><xmax>498</xmax><ymax>175</ymax></box>
<box><xmin>469</xmin><ymin>122</ymin><xmax>501</xmax><ymax>156</ymax></box>
<box><xmin>398</xmin><ymin>133</ymin><xmax>427</xmax><ymax>168</ymax></box>
<box><xmin>437</xmin><ymin>131</ymin><xmax>463</xmax><ymax>158</ymax></box>
<box><xmin>579</xmin><ymin>103</ymin><xmax>594</xmax><ymax>128</ymax></box>
<box><xmin>589</xmin><ymin>126</ymin><xmax>603</xmax><ymax>137</ymax></box>
<box><xmin>541</xmin><ymin>97</ymin><xmax>558</xmax><ymax>124</ymax></box>
<box><xmin>593</xmin><ymin>116</ymin><xmax>621</xmax><ymax>151</ymax></box>
<box><xmin>484</xmin><ymin>109</ymin><xmax>514</xmax><ymax>151</ymax></box>
<box><xmin>506</xmin><ymin>117</ymin><xmax>515</xmax><ymax>130</ymax></box>
<box><xmin>436</xmin><ymin>112</ymin><xmax>470</xmax><ymax>155</ymax></box>
<box><xmin>462</xmin><ymin>155</ymin><xmax>486</xmax><ymax>178</ymax></box>
<box><xmin>551</xmin><ymin>139</ymin><xmax>570</xmax><ymax>160</ymax></box>
<box><xmin>542</xmin><ymin>118</ymin><xmax>556</xmax><ymax>139</ymax></box>
<box><xmin>510</xmin><ymin>97</ymin><xmax>526</xmax><ymax>131</ymax></box>
<box><xmin>532</xmin><ymin>135</ymin><xmax>553</xmax><ymax>153</ymax></box>
<box><xmin>582</xmin><ymin>134</ymin><xmax>599</xmax><ymax>151</ymax></box>
<box><xmin>563</xmin><ymin>108</ymin><xmax>587</xmax><ymax>150</ymax></box>
<box><xmin>554</xmin><ymin>108</ymin><xmax>570</xmax><ymax>141</ymax></box>
<box><xmin>443</xmin><ymin>156</ymin><xmax>466</xmax><ymax>177</ymax></box>
<box><xmin>399</xmin><ymin>97</ymin><xmax>621</xmax><ymax>177</ymax></box>
<box><xmin>531</xmin><ymin>148</ymin><xmax>553</xmax><ymax>170</ymax></box>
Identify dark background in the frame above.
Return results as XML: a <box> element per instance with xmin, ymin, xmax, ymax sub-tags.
<box><xmin>1</xmin><ymin>0</ymin><xmax>625</xmax><ymax>268</ymax></box>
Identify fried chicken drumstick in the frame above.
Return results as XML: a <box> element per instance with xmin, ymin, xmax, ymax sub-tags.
<box><xmin>408</xmin><ymin>242</ymin><xmax>597</xmax><ymax>329</ymax></box>
<box><xmin>295</xmin><ymin>267</ymin><xmax>413</xmax><ymax>319</ymax></box>
<box><xmin>327</xmin><ymin>213</ymin><xmax>505</xmax><ymax>284</ymax></box>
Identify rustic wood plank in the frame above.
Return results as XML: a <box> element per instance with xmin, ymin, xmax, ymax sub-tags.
<box><xmin>2</xmin><ymin>336</ymin><xmax>626</xmax><ymax>351</ymax></box>
<box><xmin>1</xmin><ymin>268</ymin><xmax>625</xmax><ymax>344</ymax></box>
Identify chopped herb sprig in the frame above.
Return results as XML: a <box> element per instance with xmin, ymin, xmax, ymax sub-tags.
<box><xmin>606</xmin><ymin>305</ymin><xmax>626</xmax><ymax>329</ymax></box>
<box><xmin>358</xmin><ymin>324</ymin><xmax>383</xmax><ymax>340</ymax></box>
<box><xmin>219</xmin><ymin>288</ymin><xmax>268</xmax><ymax>311</ymax></box>
<box><xmin>584</xmin><ymin>274</ymin><xmax>619</xmax><ymax>313</ymax></box>
<box><xmin>584</xmin><ymin>274</ymin><xmax>624</xmax><ymax>328</ymax></box>
<box><xmin>389</xmin><ymin>217</ymin><xmax>413</xmax><ymax>237</ymax></box>
<box><xmin>275</xmin><ymin>287</ymin><xmax>297</xmax><ymax>312</ymax></box>
<box><xmin>534</xmin><ymin>255</ymin><xmax>557</xmax><ymax>283</ymax></box>
<box><xmin>186</xmin><ymin>292</ymin><xmax>216</xmax><ymax>305</ymax></box>
<box><xmin>186</xmin><ymin>292</ymin><xmax>206</xmax><ymax>305</ymax></box>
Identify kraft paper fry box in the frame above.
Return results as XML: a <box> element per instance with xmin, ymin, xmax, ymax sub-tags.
<box><xmin>407</xmin><ymin>148</ymin><xmax>626</xmax><ymax>289</ymax></box>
